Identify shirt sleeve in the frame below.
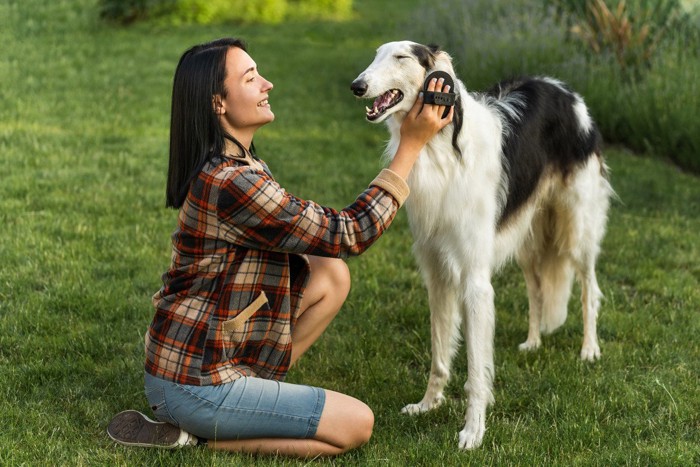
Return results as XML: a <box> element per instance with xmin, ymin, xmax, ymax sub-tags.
<box><xmin>216</xmin><ymin>167</ymin><xmax>409</xmax><ymax>257</ymax></box>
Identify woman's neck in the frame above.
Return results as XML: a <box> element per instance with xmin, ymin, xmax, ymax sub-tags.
<box><xmin>223</xmin><ymin>134</ymin><xmax>252</xmax><ymax>157</ymax></box>
<box><xmin>224</xmin><ymin>141</ymin><xmax>243</xmax><ymax>157</ymax></box>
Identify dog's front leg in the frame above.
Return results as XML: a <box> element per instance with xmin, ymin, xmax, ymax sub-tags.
<box><xmin>402</xmin><ymin>275</ymin><xmax>460</xmax><ymax>415</ymax></box>
<box><xmin>458</xmin><ymin>276</ymin><xmax>496</xmax><ymax>450</ymax></box>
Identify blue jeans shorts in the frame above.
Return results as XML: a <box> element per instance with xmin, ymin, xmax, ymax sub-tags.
<box><xmin>144</xmin><ymin>372</ymin><xmax>326</xmax><ymax>441</ymax></box>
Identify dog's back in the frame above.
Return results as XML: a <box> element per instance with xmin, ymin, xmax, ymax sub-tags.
<box><xmin>480</xmin><ymin>77</ymin><xmax>605</xmax><ymax>228</ymax></box>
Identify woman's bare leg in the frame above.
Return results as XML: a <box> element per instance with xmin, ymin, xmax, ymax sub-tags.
<box><xmin>208</xmin><ymin>390</ymin><xmax>373</xmax><ymax>458</ymax></box>
<box><xmin>290</xmin><ymin>256</ymin><xmax>350</xmax><ymax>365</ymax></box>
<box><xmin>208</xmin><ymin>257</ymin><xmax>367</xmax><ymax>458</ymax></box>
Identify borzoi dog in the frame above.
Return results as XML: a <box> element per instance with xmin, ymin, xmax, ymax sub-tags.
<box><xmin>351</xmin><ymin>41</ymin><xmax>613</xmax><ymax>449</ymax></box>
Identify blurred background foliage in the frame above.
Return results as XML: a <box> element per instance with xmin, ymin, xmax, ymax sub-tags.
<box><xmin>96</xmin><ymin>0</ymin><xmax>700</xmax><ymax>172</ymax></box>
<box><xmin>99</xmin><ymin>0</ymin><xmax>353</xmax><ymax>25</ymax></box>
<box><xmin>407</xmin><ymin>0</ymin><xmax>700</xmax><ymax>173</ymax></box>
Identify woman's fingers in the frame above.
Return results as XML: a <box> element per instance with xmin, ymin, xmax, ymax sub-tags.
<box><xmin>402</xmin><ymin>76</ymin><xmax>454</xmax><ymax>139</ymax></box>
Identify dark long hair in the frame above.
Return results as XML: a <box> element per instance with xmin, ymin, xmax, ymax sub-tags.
<box><xmin>166</xmin><ymin>37</ymin><xmax>250</xmax><ymax>208</ymax></box>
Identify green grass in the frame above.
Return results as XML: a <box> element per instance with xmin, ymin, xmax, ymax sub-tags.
<box><xmin>1</xmin><ymin>0</ymin><xmax>699</xmax><ymax>465</ymax></box>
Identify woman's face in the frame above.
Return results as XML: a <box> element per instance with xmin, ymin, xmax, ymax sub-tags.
<box><xmin>217</xmin><ymin>47</ymin><xmax>274</xmax><ymax>142</ymax></box>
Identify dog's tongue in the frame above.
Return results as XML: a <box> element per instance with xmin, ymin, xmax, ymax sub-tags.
<box><xmin>373</xmin><ymin>90</ymin><xmax>394</xmax><ymax>110</ymax></box>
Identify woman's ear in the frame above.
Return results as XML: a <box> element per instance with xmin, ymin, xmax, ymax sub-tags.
<box><xmin>212</xmin><ymin>95</ymin><xmax>225</xmax><ymax>115</ymax></box>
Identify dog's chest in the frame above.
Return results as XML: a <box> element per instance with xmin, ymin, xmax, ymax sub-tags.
<box><xmin>405</xmin><ymin>150</ymin><xmax>466</xmax><ymax>237</ymax></box>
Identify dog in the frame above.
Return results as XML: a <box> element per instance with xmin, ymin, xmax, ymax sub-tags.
<box><xmin>351</xmin><ymin>41</ymin><xmax>613</xmax><ymax>449</ymax></box>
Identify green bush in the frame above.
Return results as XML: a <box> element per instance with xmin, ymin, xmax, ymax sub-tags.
<box><xmin>98</xmin><ymin>0</ymin><xmax>151</xmax><ymax>23</ymax></box>
<box><xmin>578</xmin><ymin>50</ymin><xmax>700</xmax><ymax>172</ymax></box>
<box><xmin>287</xmin><ymin>0</ymin><xmax>353</xmax><ymax>20</ymax></box>
<box><xmin>551</xmin><ymin>0</ymin><xmax>698</xmax><ymax>75</ymax></box>
<box><xmin>406</xmin><ymin>0</ymin><xmax>700</xmax><ymax>173</ymax></box>
<box><xmin>99</xmin><ymin>0</ymin><xmax>353</xmax><ymax>25</ymax></box>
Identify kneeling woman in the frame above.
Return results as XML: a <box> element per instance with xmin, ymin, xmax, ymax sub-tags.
<box><xmin>107</xmin><ymin>37</ymin><xmax>452</xmax><ymax>458</ymax></box>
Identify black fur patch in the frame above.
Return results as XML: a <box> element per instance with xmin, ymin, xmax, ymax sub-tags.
<box><xmin>410</xmin><ymin>43</ymin><xmax>439</xmax><ymax>70</ymax></box>
<box><xmin>451</xmin><ymin>95</ymin><xmax>463</xmax><ymax>159</ymax></box>
<box><xmin>487</xmin><ymin>78</ymin><xmax>602</xmax><ymax>228</ymax></box>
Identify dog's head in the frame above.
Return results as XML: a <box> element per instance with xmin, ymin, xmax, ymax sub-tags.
<box><xmin>351</xmin><ymin>41</ymin><xmax>456</xmax><ymax>124</ymax></box>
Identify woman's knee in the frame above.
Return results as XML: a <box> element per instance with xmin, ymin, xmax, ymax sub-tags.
<box><xmin>341</xmin><ymin>401</ymin><xmax>374</xmax><ymax>450</ymax></box>
<box><xmin>353</xmin><ymin>403</ymin><xmax>374</xmax><ymax>446</ymax></box>
<box><xmin>316</xmin><ymin>390</ymin><xmax>374</xmax><ymax>451</ymax></box>
<box><xmin>329</xmin><ymin>259</ymin><xmax>351</xmax><ymax>300</ymax></box>
<box><xmin>309</xmin><ymin>256</ymin><xmax>351</xmax><ymax>304</ymax></box>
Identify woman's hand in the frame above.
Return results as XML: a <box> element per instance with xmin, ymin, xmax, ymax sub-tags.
<box><xmin>401</xmin><ymin>77</ymin><xmax>454</xmax><ymax>148</ymax></box>
<box><xmin>388</xmin><ymin>78</ymin><xmax>454</xmax><ymax>179</ymax></box>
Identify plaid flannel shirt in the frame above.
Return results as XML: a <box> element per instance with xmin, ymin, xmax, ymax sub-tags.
<box><xmin>145</xmin><ymin>152</ymin><xmax>409</xmax><ymax>386</ymax></box>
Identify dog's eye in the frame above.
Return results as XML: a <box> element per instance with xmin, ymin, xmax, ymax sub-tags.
<box><xmin>395</xmin><ymin>55</ymin><xmax>410</xmax><ymax>60</ymax></box>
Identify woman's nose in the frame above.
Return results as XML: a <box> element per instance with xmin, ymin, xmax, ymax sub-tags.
<box><xmin>263</xmin><ymin>77</ymin><xmax>273</xmax><ymax>92</ymax></box>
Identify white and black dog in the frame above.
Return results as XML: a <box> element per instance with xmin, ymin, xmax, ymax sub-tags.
<box><xmin>351</xmin><ymin>41</ymin><xmax>613</xmax><ymax>449</ymax></box>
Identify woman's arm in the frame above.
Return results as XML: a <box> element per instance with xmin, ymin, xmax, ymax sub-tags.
<box><xmin>215</xmin><ymin>79</ymin><xmax>453</xmax><ymax>257</ymax></box>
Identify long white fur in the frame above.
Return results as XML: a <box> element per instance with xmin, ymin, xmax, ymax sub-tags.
<box><xmin>353</xmin><ymin>41</ymin><xmax>613</xmax><ymax>450</ymax></box>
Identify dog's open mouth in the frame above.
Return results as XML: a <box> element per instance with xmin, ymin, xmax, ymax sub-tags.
<box><xmin>365</xmin><ymin>89</ymin><xmax>403</xmax><ymax>121</ymax></box>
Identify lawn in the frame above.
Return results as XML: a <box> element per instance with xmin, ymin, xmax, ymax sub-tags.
<box><xmin>1</xmin><ymin>0</ymin><xmax>698</xmax><ymax>465</ymax></box>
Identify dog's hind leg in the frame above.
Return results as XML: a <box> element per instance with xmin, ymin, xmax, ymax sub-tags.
<box><xmin>562</xmin><ymin>157</ymin><xmax>611</xmax><ymax>361</ymax></box>
<box><xmin>570</xmin><ymin>223</ymin><xmax>605</xmax><ymax>361</ymax></box>
<box><xmin>458</xmin><ymin>271</ymin><xmax>496</xmax><ymax>449</ymax></box>
<box><xmin>517</xmin><ymin>233</ymin><xmax>575</xmax><ymax>352</ymax></box>
<box><xmin>574</xmin><ymin>259</ymin><xmax>602</xmax><ymax>361</ymax></box>
<box><xmin>517</xmin><ymin>256</ymin><xmax>543</xmax><ymax>351</ymax></box>
<box><xmin>539</xmin><ymin>249</ymin><xmax>575</xmax><ymax>335</ymax></box>
<box><xmin>401</xmin><ymin>260</ymin><xmax>461</xmax><ymax>415</ymax></box>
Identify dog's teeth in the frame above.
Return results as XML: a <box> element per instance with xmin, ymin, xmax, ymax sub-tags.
<box><xmin>365</xmin><ymin>106</ymin><xmax>372</xmax><ymax>113</ymax></box>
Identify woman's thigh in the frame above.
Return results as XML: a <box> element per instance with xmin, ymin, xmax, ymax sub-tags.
<box><xmin>145</xmin><ymin>373</ymin><xmax>325</xmax><ymax>441</ymax></box>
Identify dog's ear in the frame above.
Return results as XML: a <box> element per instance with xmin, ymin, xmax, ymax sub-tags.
<box><xmin>411</xmin><ymin>43</ymin><xmax>442</xmax><ymax>70</ymax></box>
<box><xmin>428</xmin><ymin>53</ymin><xmax>455</xmax><ymax>78</ymax></box>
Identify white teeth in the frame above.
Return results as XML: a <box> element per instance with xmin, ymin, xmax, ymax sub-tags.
<box><xmin>365</xmin><ymin>106</ymin><xmax>372</xmax><ymax>113</ymax></box>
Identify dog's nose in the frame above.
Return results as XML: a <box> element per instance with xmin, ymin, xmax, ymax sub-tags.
<box><xmin>351</xmin><ymin>80</ymin><xmax>368</xmax><ymax>97</ymax></box>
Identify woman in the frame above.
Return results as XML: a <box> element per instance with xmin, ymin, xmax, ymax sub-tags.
<box><xmin>107</xmin><ymin>37</ymin><xmax>452</xmax><ymax>458</ymax></box>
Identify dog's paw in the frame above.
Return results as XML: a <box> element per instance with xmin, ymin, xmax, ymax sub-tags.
<box><xmin>518</xmin><ymin>338</ymin><xmax>541</xmax><ymax>352</ymax></box>
<box><xmin>580</xmin><ymin>342</ymin><xmax>601</xmax><ymax>361</ymax></box>
<box><xmin>400</xmin><ymin>403</ymin><xmax>426</xmax><ymax>415</ymax></box>
<box><xmin>457</xmin><ymin>424</ymin><xmax>485</xmax><ymax>450</ymax></box>
<box><xmin>400</xmin><ymin>395</ymin><xmax>445</xmax><ymax>415</ymax></box>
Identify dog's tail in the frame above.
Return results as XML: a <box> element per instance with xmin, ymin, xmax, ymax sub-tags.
<box><xmin>539</xmin><ymin>252</ymin><xmax>574</xmax><ymax>334</ymax></box>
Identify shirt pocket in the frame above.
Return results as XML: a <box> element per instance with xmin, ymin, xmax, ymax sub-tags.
<box><xmin>221</xmin><ymin>291</ymin><xmax>270</xmax><ymax>361</ymax></box>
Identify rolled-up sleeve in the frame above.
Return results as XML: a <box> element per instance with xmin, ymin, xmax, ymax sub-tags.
<box><xmin>370</xmin><ymin>169</ymin><xmax>410</xmax><ymax>207</ymax></box>
<box><xmin>216</xmin><ymin>167</ymin><xmax>409</xmax><ymax>258</ymax></box>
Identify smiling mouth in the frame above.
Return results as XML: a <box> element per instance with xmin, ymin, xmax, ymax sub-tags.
<box><xmin>365</xmin><ymin>89</ymin><xmax>403</xmax><ymax>121</ymax></box>
<box><xmin>257</xmin><ymin>99</ymin><xmax>269</xmax><ymax>107</ymax></box>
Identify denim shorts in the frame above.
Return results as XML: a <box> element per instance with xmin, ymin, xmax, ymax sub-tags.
<box><xmin>144</xmin><ymin>372</ymin><xmax>326</xmax><ymax>441</ymax></box>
